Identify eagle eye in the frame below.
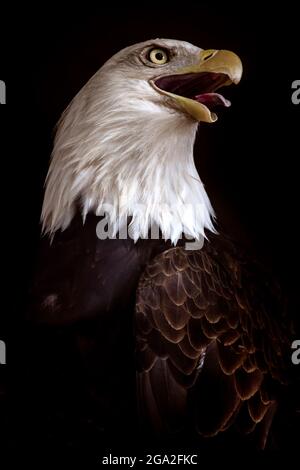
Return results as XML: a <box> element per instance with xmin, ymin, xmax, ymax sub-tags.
<box><xmin>148</xmin><ymin>48</ymin><xmax>169</xmax><ymax>65</ymax></box>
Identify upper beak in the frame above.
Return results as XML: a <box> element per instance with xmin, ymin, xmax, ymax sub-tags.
<box><xmin>152</xmin><ymin>49</ymin><xmax>243</xmax><ymax>123</ymax></box>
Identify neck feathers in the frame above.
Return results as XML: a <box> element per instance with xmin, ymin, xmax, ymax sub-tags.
<box><xmin>42</xmin><ymin>70</ymin><xmax>215</xmax><ymax>243</ymax></box>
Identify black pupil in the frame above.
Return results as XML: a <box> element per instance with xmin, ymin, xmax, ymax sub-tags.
<box><xmin>155</xmin><ymin>52</ymin><xmax>164</xmax><ymax>61</ymax></box>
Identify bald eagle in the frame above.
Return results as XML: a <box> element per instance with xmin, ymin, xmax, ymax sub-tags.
<box><xmin>29</xmin><ymin>39</ymin><xmax>295</xmax><ymax>451</ymax></box>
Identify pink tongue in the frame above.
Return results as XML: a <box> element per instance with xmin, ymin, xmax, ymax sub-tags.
<box><xmin>194</xmin><ymin>93</ymin><xmax>231</xmax><ymax>108</ymax></box>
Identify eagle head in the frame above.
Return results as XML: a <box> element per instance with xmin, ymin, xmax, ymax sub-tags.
<box><xmin>42</xmin><ymin>39</ymin><xmax>242</xmax><ymax>242</ymax></box>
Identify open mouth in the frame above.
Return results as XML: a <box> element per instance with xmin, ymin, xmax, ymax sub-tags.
<box><xmin>154</xmin><ymin>72</ymin><xmax>232</xmax><ymax>113</ymax></box>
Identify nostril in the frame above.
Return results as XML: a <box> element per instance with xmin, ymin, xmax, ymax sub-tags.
<box><xmin>203</xmin><ymin>52</ymin><xmax>214</xmax><ymax>61</ymax></box>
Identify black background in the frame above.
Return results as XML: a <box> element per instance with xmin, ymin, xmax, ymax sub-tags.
<box><xmin>0</xmin><ymin>1</ymin><xmax>299</xmax><ymax>463</ymax></box>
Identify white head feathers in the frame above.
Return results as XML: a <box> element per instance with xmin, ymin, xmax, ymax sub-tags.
<box><xmin>41</xmin><ymin>39</ymin><xmax>216</xmax><ymax>243</ymax></box>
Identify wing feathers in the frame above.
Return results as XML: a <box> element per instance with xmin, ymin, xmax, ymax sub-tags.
<box><xmin>135</xmin><ymin>239</ymin><xmax>289</xmax><ymax>446</ymax></box>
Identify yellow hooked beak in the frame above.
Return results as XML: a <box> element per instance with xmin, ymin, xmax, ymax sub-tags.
<box><xmin>152</xmin><ymin>49</ymin><xmax>243</xmax><ymax>123</ymax></box>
